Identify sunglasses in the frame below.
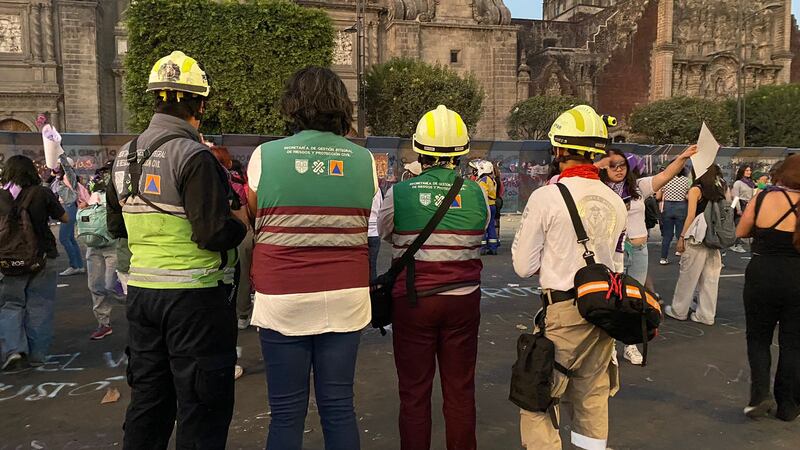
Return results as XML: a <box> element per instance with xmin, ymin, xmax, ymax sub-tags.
<box><xmin>609</xmin><ymin>162</ymin><xmax>627</xmax><ymax>170</ymax></box>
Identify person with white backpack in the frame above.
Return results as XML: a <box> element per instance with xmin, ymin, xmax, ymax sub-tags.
<box><xmin>77</xmin><ymin>165</ymin><xmax>119</xmax><ymax>340</ymax></box>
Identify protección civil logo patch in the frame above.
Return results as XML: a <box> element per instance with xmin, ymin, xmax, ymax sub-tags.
<box><xmin>329</xmin><ymin>160</ymin><xmax>344</xmax><ymax>176</ymax></box>
<box><xmin>143</xmin><ymin>174</ymin><xmax>161</xmax><ymax>195</ymax></box>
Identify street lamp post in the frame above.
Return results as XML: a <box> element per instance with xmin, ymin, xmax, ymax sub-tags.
<box><xmin>736</xmin><ymin>0</ymin><xmax>745</xmax><ymax>147</ymax></box>
<box><xmin>343</xmin><ymin>0</ymin><xmax>366</xmax><ymax>136</ymax></box>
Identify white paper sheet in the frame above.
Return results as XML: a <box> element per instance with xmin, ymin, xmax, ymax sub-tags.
<box><xmin>692</xmin><ymin>122</ymin><xmax>720</xmax><ymax>179</ymax></box>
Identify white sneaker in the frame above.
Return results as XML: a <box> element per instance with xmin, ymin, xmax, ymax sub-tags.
<box><xmin>664</xmin><ymin>305</ymin><xmax>687</xmax><ymax>321</ymax></box>
<box><xmin>675</xmin><ymin>251</ymin><xmax>682</xmax><ymax>256</ymax></box>
<box><xmin>690</xmin><ymin>312</ymin><xmax>714</xmax><ymax>326</ymax></box>
<box><xmin>623</xmin><ymin>345</ymin><xmax>643</xmax><ymax>365</ymax></box>
<box><xmin>1</xmin><ymin>352</ymin><xmax>23</xmax><ymax>371</ymax></box>
<box><xmin>59</xmin><ymin>267</ymin><xmax>80</xmax><ymax>276</ymax></box>
<box><xmin>659</xmin><ymin>258</ymin><xmax>669</xmax><ymax>265</ymax></box>
<box><xmin>730</xmin><ymin>244</ymin><xmax>747</xmax><ymax>253</ymax></box>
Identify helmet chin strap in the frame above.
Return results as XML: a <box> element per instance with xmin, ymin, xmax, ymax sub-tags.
<box><xmin>552</xmin><ymin>147</ymin><xmax>593</xmax><ymax>165</ymax></box>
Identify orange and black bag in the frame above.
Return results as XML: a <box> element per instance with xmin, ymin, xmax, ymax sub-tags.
<box><xmin>556</xmin><ymin>183</ymin><xmax>662</xmax><ymax>365</ymax></box>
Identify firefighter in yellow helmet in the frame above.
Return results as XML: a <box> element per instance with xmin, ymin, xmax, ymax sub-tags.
<box><xmin>512</xmin><ymin>105</ymin><xmax>628</xmax><ymax>449</ymax></box>
<box><xmin>378</xmin><ymin>105</ymin><xmax>490</xmax><ymax>450</ymax></box>
<box><xmin>107</xmin><ymin>50</ymin><xmax>246</xmax><ymax>449</ymax></box>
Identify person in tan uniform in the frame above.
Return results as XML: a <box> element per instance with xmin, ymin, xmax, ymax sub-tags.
<box><xmin>512</xmin><ymin>105</ymin><xmax>627</xmax><ymax>450</ymax></box>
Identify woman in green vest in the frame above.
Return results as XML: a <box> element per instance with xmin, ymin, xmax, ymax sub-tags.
<box><xmin>247</xmin><ymin>67</ymin><xmax>378</xmax><ymax>450</ymax></box>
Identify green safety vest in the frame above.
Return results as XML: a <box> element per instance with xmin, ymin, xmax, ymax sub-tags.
<box><xmin>252</xmin><ymin>130</ymin><xmax>376</xmax><ymax>296</ymax></box>
<box><xmin>391</xmin><ymin>166</ymin><xmax>487</xmax><ymax>296</ymax></box>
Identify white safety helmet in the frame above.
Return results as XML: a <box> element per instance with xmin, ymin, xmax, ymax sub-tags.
<box><xmin>471</xmin><ymin>160</ymin><xmax>493</xmax><ymax>177</ymax></box>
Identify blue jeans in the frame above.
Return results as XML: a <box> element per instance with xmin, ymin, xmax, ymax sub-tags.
<box><xmin>59</xmin><ymin>202</ymin><xmax>84</xmax><ymax>269</ymax></box>
<box><xmin>624</xmin><ymin>240</ymin><xmax>649</xmax><ymax>285</ymax></box>
<box><xmin>259</xmin><ymin>329</ymin><xmax>361</xmax><ymax>450</ymax></box>
<box><xmin>482</xmin><ymin>205</ymin><xmax>498</xmax><ymax>252</ymax></box>
<box><xmin>0</xmin><ymin>265</ymin><xmax>58</xmax><ymax>363</ymax></box>
<box><xmin>660</xmin><ymin>201</ymin><xmax>688</xmax><ymax>259</ymax></box>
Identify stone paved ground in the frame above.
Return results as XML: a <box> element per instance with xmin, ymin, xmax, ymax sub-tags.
<box><xmin>0</xmin><ymin>217</ymin><xmax>796</xmax><ymax>449</ymax></box>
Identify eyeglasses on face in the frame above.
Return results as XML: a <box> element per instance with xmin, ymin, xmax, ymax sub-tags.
<box><xmin>609</xmin><ymin>161</ymin><xmax>627</xmax><ymax>170</ymax></box>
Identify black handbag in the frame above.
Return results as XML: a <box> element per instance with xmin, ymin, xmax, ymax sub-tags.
<box><xmin>509</xmin><ymin>306</ymin><xmax>574</xmax><ymax>428</ymax></box>
<box><xmin>370</xmin><ymin>176</ymin><xmax>464</xmax><ymax>335</ymax></box>
<box><xmin>556</xmin><ymin>183</ymin><xmax>661</xmax><ymax>365</ymax></box>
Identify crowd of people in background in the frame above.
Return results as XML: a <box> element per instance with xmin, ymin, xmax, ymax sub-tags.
<box><xmin>0</xmin><ymin>49</ymin><xmax>798</xmax><ymax>450</ymax></box>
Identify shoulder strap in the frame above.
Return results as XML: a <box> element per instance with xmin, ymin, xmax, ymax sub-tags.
<box><xmin>754</xmin><ymin>189</ymin><xmax>767</xmax><ymax>218</ymax></box>
<box><xmin>15</xmin><ymin>186</ymin><xmax>35</xmax><ymax>209</ymax></box>
<box><xmin>124</xmin><ymin>134</ymin><xmax>185</xmax><ymax>216</ymax></box>
<box><xmin>769</xmin><ymin>189</ymin><xmax>800</xmax><ymax>229</ymax></box>
<box><xmin>392</xmin><ymin>176</ymin><xmax>464</xmax><ymax>305</ymax></box>
<box><xmin>555</xmin><ymin>183</ymin><xmax>596</xmax><ymax>266</ymax></box>
<box><xmin>125</xmin><ymin>134</ymin><xmax>185</xmax><ymax>197</ymax></box>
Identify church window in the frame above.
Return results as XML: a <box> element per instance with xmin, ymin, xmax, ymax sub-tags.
<box><xmin>450</xmin><ymin>50</ymin><xmax>460</xmax><ymax>64</ymax></box>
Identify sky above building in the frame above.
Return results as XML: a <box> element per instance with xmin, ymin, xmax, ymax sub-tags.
<box><xmin>504</xmin><ymin>1</ymin><xmax>800</xmax><ymax>20</ymax></box>
<box><xmin>505</xmin><ymin>0</ymin><xmax>541</xmax><ymax>19</ymax></box>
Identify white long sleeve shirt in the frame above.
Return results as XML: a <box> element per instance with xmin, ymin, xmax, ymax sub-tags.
<box><xmin>512</xmin><ymin>176</ymin><xmax>627</xmax><ymax>291</ymax></box>
<box><xmin>368</xmin><ymin>189</ymin><xmax>383</xmax><ymax>238</ymax></box>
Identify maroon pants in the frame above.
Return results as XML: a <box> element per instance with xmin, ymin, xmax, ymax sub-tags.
<box><xmin>392</xmin><ymin>290</ymin><xmax>481</xmax><ymax>450</ymax></box>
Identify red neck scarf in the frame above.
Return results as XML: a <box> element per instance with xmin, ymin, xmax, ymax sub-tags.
<box><xmin>559</xmin><ymin>164</ymin><xmax>600</xmax><ymax>180</ymax></box>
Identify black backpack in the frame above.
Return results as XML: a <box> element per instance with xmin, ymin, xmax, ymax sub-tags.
<box><xmin>0</xmin><ymin>188</ymin><xmax>46</xmax><ymax>276</ymax></box>
<box><xmin>644</xmin><ymin>195</ymin><xmax>660</xmax><ymax>229</ymax></box>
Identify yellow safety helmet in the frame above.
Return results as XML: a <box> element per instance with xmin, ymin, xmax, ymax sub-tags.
<box><xmin>147</xmin><ymin>51</ymin><xmax>210</xmax><ymax>98</ymax></box>
<box><xmin>412</xmin><ymin>105</ymin><xmax>470</xmax><ymax>157</ymax></box>
<box><xmin>548</xmin><ymin>105</ymin><xmax>616</xmax><ymax>155</ymax></box>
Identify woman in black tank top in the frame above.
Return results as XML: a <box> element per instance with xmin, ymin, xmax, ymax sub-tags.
<box><xmin>736</xmin><ymin>154</ymin><xmax>800</xmax><ymax>422</ymax></box>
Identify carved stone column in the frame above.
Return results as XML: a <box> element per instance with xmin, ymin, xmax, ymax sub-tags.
<box><xmin>516</xmin><ymin>63</ymin><xmax>531</xmax><ymax>102</ymax></box>
<box><xmin>41</xmin><ymin>0</ymin><xmax>55</xmax><ymax>63</ymax></box>
<box><xmin>31</xmin><ymin>2</ymin><xmax>42</xmax><ymax>62</ymax></box>
<box><xmin>650</xmin><ymin>0</ymin><xmax>675</xmax><ymax>101</ymax></box>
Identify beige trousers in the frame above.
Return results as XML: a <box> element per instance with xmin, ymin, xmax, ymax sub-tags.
<box><xmin>670</xmin><ymin>239</ymin><xmax>721</xmax><ymax>323</ymax></box>
<box><xmin>520</xmin><ymin>300</ymin><xmax>618</xmax><ymax>450</ymax></box>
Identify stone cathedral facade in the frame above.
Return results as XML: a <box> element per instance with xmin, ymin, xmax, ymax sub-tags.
<box><xmin>519</xmin><ymin>0</ymin><xmax>798</xmax><ymax>136</ymax></box>
<box><xmin>0</xmin><ymin>0</ymin><xmax>797</xmax><ymax>139</ymax></box>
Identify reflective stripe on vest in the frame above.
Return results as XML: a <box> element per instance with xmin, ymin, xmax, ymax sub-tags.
<box><xmin>391</xmin><ymin>230</ymin><xmax>483</xmax><ymax>261</ymax></box>
<box><xmin>128</xmin><ymin>266</ymin><xmax>235</xmax><ymax>284</ymax></box>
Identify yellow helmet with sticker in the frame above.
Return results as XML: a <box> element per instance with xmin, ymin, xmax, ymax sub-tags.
<box><xmin>147</xmin><ymin>51</ymin><xmax>210</xmax><ymax>98</ymax></box>
<box><xmin>548</xmin><ymin>105</ymin><xmax>616</xmax><ymax>155</ymax></box>
<box><xmin>413</xmin><ymin>105</ymin><xmax>470</xmax><ymax>157</ymax></box>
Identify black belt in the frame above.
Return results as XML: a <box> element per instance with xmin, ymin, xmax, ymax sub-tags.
<box><xmin>542</xmin><ymin>288</ymin><xmax>576</xmax><ymax>305</ymax></box>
